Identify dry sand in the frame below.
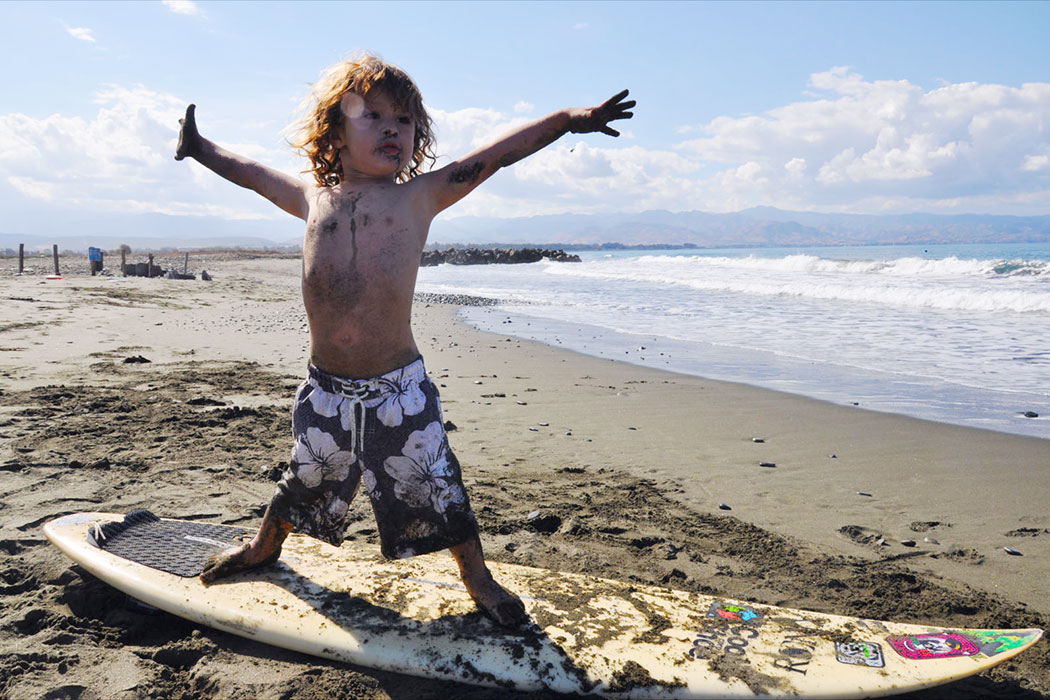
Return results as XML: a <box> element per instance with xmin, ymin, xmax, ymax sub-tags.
<box><xmin>1</xmin><ymin>253</ymin><xmax>1048</xmax><ymax>699</ymax></box>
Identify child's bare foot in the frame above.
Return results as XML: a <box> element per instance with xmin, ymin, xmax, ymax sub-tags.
<box><xmin>200</xmin><ymin>542</ymin><xmax>282</xmax><ymax>584</ymax></box>
<box><xmin>464</xmin><ymin>571</ymin><xmax>528</xmax><ymax>627</ymax></box>
<box><xmin>200</xmin><ymin>509</ymin><xmax>292</xmax><ymax>584</ymax></box>
<box><xmin>450</xmin><ymin>536</ymin><xmax>528</xmax><ymax>627</ymax></box>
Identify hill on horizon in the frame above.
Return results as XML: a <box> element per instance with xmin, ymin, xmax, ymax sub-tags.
<box><xmin>3</xmin><ymin>207</ymin><xmax>1050</xmax><ymax>253</ymax></box>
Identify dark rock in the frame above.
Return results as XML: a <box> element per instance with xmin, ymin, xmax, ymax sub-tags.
<box><xmin>122</xmin><ymin>355</ymin><xmax>151</xmax><ymax>364</ymax></box>
<box><xmin>420</xmin><ymin>247</ymin><xmax>581</xmax><ymax>267</ymax></box>
<box><xmin>1022</xmin><ymin>411</ymin><xmax>1039</xmax><ymax>418</ymax></box>
<box><xmin>443</xmin><ymin>420</ymin><xmax>458</xmax><ymax>432</ymax></box>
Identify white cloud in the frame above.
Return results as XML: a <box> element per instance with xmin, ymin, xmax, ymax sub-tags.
<box><xmin>0</xmin><ymin>85</ymin><xmax>290</xmax><ymax>221</ymax></box>
<box><xmin>7</xmin><ymin>70</ymin><xmax>1049</xmax><ymax>229</ymax></box>
<box><xmin>163</xmin><ymin>0</ymin><xmax>202</xmax><ymax>16</ymax></box>
<box><xmin>678</xmin><ymin>68</ymin><xmax>1050</xmax><ymax>212</ymax></box>
<box><xmin>513</xmin><ymin>101</ymin><xmax>534</xmax><ymax>114</ymax></box>
<box><xmin>63</xmin><ymin>24</ymin><xmax>96</xmax><ymax>43</ymax></box>
<box><xmin>1022</xmin><ymin>154</ymin><xmax>1050</xmax><ymax>172</ymax></box>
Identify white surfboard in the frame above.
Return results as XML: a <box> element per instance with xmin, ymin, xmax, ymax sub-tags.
<box><xmin>44</xmin><ymin>511</ymin><xmax>1042</xmax><ymax>698</ymax></box>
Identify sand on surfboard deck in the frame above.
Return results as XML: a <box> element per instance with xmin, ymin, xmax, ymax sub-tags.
<box><xmin>44</xmin><ymin>512</ymin><xmax>1042</xmax><ymax>699</ymax></box>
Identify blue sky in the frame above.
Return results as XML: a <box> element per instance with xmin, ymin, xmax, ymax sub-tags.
<box><xmin>2</xmin><ymin>0</ymin><xmax>1049</xmax><ymax>240</ymax></box>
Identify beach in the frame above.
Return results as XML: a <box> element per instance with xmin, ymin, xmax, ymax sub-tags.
<box><xmin>2</xmin><ymin>254</ymin><xmax>1048</xmax><ymax>699</ymax></box>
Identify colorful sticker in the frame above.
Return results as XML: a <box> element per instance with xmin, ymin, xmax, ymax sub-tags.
<box><xmin>967</xmin><ymin>630</ymin><xmax>1040</xmax><ymax>657</ymax></box>
<box><xmin>707</xmin><ymin>602</ymin><xmax>763</xmax><ymax>626</ymax></box>
<box><xmin>836</xmin><ymin>640</ymin><xmax>886</xmax><ymax>668</ymax></box>
<box><xmin>887</xmin><ymin>632</ymin><xmax>980</xmax><ymax>660</ymax></box>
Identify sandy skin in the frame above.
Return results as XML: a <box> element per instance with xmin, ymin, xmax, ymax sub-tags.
<box><xmin>177</xmin><ymin>78</ymin><xmax>632</xmax><ymax>630</ymax></box>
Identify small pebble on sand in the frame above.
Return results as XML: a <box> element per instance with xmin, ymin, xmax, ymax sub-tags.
<box><xmin>924</xmin><ymin>537</ymin><xmax>940</xmax><ymax>545</ymax></box>
<box><xmin>718</xmin><ymin>503</ymin><xmax>732</xmax><ymax>511</ymax></box>
<box><xmin>752</xmin><ymin>437</ymin><xmax>765</xmax><ymax>443</ymax></box>
<box><xmin>857</xmin><ymin>491</ymin><xmax>873</xmax><ymax>497</ymax></box>
<box><xmin>901</xmin><ymin>539</ymin><xmax>917</xmax><ymax>547</ymax></box>
<box><xmin>759</xmin><ymin>461</ymin><xmax>776</xmax><ymax>468</ymax></box>
<box><xmin>1004</xmin><ymin>546</ymin><xmax>1023</xmax><ymax>556</ymax></box>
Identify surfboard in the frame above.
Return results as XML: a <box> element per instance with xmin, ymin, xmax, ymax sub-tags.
<box><xmin>44</xmin><ymin>511</ymin><xmax>1042</xmax><ymax>698</ymax></box>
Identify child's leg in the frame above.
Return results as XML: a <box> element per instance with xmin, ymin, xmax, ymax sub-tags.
<box><xmin>449</xmin><ymin>536</ymin><xmax>528</xmax><ymax>627</ymax></box>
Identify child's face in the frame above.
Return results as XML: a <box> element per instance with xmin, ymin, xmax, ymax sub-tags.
<box><xmin>333</xmin><ymin>90</ymin><xmax>416</xmax><ymax>182</ymax></box>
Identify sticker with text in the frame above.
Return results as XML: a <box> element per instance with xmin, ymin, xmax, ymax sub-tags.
<box><xmin>686</xmin><ymin>602</ymin><xmax>766</xmax><ymax>663</ymax></box>
<box><xmin>835</xmin><ymin>640</ymin><xmax>885</xmax><ymax>668</ymax></box>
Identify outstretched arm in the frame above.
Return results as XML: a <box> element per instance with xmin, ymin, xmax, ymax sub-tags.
<box><xmin>422</xmin><ymin>90</ymin><xmax>634</xmax><ymax>214</ymax></box>
<box><xmin>175</xmin><ymin>105</ymin><xmax>309</xmax><ymax>220</ymax></box>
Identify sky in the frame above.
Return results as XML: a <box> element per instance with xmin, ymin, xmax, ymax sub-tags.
<box><xmin>2</xmin><ymin>0</ymin><xmax>1050</xmax><ymax>241</ymax></box>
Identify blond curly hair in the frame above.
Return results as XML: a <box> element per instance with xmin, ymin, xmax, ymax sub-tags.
<box><xmin>288</xmin><ymin>54</ymin><xmax>435</xmax><ymax>186</ymax></box>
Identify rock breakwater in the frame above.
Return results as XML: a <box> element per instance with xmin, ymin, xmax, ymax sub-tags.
<box><xmin>420</xmin><ymin>247</ymin><xmax>580</xmax><ymax>267</ymax></box>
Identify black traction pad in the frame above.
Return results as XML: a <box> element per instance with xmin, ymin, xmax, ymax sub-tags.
<box><xmin>87</xmin><ymin>509</ymin><xmax>254</xmax><ymax>577</ymax></box>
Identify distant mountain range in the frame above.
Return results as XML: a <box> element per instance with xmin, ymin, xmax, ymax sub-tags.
<box><xmin>428</xmin><ymin>207</ymin><xmax>1050</xmax><ymax>247</ymax></box>
<box><xmin>3</xmin><ymin>208</ymin><xmax>1050</xmax><ymax>253</ymax></box>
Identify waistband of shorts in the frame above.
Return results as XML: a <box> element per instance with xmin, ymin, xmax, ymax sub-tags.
<box><xmin>307</xmin><ymin>356</ymin><xmax>426</xmax><ymax>396</ymax></box>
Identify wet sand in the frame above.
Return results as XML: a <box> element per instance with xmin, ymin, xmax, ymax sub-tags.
<box><xmin>1</xmin><ymin>254</ymin><xmax>1047</xmax><ymax>699</ymax></box>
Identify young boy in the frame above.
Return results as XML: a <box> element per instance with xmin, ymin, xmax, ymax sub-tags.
<box><xmin>175</xmin><ymin>55</ymin><xmax>633</xmax><ymax>627</ymax></box>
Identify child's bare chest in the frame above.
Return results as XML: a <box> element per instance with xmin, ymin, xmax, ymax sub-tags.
<box><xmin>302</xmin><ymin>189</ymin><xmax>424</xmax><ymax>307</ymax></box>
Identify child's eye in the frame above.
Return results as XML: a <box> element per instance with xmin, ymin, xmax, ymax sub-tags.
<box><xmin>398</xmin><ymin>116</ymin><xmax>412</xmax><ymax>125</ymax></box>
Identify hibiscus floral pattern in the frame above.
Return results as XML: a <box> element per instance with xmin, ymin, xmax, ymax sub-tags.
<box><xmin>270</xmin><ymin>358</ymin><xmax>477</xmax><ymax>558</ymax></box>
<box><xmin>383</xmin><ymin>422</ymin><xmax>467</xmax><ymax>514</ymax></box>
<box><xmin>376</xmin><ymin>367</ymin><xmax>427</xmax><ymax>427</ymax></box>
<box><xmin>293</xmin><ymin>427</ymin><xmax>353</xmax><ymax>488</ymax></box>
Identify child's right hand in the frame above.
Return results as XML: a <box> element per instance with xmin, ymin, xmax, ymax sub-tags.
<box><xmin>175</xmin><ymin>104</ymin><xmax>201</xmax><ymax>161</ymax></box>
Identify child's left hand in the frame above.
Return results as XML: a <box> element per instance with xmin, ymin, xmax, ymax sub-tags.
<box><xmin>568</xmin><ymin>89</ymin><xmax>635</xmax><ymax>137</ymax></box>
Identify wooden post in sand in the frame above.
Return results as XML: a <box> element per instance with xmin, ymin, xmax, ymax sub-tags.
<box><xmin>147</xmin><ymin>254</ymin><xmax>154</xmax><ymax>278</ymax></box>
<box><xmin>52</xmin><ymin>245</ymin><xmax>60</xmax><ymax>275</ymax></box>
<box><xmin>121</xmin><ymin>248</ymin><xmax>127</xmax><ymax>274</ymax></box>
<box><xmin>183</xmin><ymin>252</ymin><xmax>189</xmax><ymax>275</ymax></box>
<box><xmin>18</xmin><ymin>244</ymin><xmax>24</xmax><ymax>274</ymax></box>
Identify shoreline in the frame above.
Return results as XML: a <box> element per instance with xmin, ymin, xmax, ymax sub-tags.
<box><xmin>455</xmin><ymin>301</ymin><xmax>1050</xmax><ymax>441</ymax></box>
<box><xmin>2</xmin><ymin>257</ymin><xmax>1048</xmax><ymax>698</ymax></box>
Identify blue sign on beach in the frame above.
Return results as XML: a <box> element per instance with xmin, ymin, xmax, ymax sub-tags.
<box><xmin>88</xmin><ymin>247</ymin><xmax>102</xmax><ymax>261</ymax></box>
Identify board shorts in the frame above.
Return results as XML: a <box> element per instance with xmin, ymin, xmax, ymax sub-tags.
<box><xmin>268</xmin><ymin>357</ymin><xmax>478</xmax><ymax>559</ymax></box>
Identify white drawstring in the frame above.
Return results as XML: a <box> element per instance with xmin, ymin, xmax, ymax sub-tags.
<box><xmin>346</xmin><ymin>388</ymin><xmax>368</xmax><ymax>457</ymax></box>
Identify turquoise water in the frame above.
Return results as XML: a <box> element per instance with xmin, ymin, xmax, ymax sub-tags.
<box><xmin>418</xmin><ymin>242</ymin><xmax>1050</xmax><ymax>439</ymax></box>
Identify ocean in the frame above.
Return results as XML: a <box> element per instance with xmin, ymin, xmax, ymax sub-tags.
<box><xmin>417</xmin><ymin>242</ymin><xmax>1050</xmax><ymax>440</ymax></box>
